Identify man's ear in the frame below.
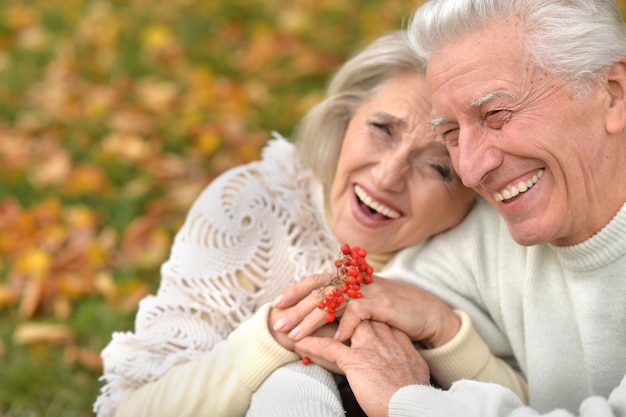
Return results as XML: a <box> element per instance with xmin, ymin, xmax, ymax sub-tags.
<box><xmin>606</xmin><ymin>59</ymin><xmax>626</xmax><ymax>134</ymax></box>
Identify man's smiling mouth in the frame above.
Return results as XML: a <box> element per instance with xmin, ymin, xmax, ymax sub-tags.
<box><xmin>493</xmin><ymin>169</ymin><xmax>544</xmax><ymax>202</ymax></box>
<box><xmin>354</xmin><ymin>184</ymin><xmax>400</xmax><ymax>219</ymax></box>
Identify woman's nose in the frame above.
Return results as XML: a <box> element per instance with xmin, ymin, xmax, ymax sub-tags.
<box><xmin>371</xmin><ymin>148</ymin><xmax>409</xmax><ymax>192</ymax></box>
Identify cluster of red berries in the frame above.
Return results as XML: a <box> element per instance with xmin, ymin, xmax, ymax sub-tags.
<box><xmin>302</xmin><ymin>244</ymin><xmax>374</xmax><ymax>365</ymax></box>
<box><xmin>317</xmin><ymin>243</ymin><xmax>374</xmax><ymax>323</ymax></box>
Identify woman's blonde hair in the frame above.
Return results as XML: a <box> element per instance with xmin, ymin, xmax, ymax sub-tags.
<box><xmin>294</xmin><ymin>31</ymin><xmax>425</xmax><ymax>192</ymax></box>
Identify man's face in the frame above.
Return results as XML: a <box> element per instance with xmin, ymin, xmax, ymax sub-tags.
<box><xmin>425</xmin><ymin>20</ymin><xmax>616</xmax><ymax>246</ymax></box>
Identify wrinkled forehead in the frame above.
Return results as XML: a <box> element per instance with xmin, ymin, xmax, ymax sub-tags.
<box><xmin>425</xmin><ymin>22</ymin><xmax>529</xmax><ymax>112</ymax></box>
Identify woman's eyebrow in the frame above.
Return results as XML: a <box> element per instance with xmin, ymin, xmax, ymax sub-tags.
<box><xmin>372</xmin><ymin>111</ymin><xmax>407</xmax><ymax>129</ymax></box>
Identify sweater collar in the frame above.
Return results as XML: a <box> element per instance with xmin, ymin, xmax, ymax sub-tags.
<box><xmin>551</xmin><ymin>202</ymin><xmax>626</xmax><ymax>272</ymax></box>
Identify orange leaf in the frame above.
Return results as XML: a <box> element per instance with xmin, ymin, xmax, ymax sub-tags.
<box><xmin>0</xmin><ymin>284</ymin><xmax>19</xmax><ymax>309</ymax></box>
<box><xmin>64</xmin><ymin>345</ymin><xmax>103</xmax><ymax>371</ymax></box>
<box><xmin>18</xmin><ymin>274</ymin><xmax>45</xmax><ymax>318</ymax></box>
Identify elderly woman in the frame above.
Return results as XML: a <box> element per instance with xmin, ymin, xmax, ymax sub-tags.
<box><xmin>94</xmin><ymin>31</ymin><xmax>525</xmax><ymax>417</ymax></box>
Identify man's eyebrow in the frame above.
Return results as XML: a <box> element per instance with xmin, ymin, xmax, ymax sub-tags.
<box><xmin>469</xmin><ymin>90</ymin><xmax>517</xmax><ymax>109</ymax></box>
<box><xmin>431</xmin><ymin>116</ymin><xmax>450</xmax><ymax>127</ymax></box>
<box><xmin>431</xmin><ymin>90</ymin><xmax>517</xmax><ymax>127</ymax></box>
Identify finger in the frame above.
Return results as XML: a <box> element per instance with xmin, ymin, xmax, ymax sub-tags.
<box><xmin>334</xmin><ymin>298</ymin><xmax>383</xmax><ymax>342</ymax></box>
<box><xmin>352</xmin><ymin>320</ymin><xmax>392</xmax><ymax>343</ymax></box>
<box><xmin>295</xmin><ymin>336</ymin><xmax>349</xmax><ymax>365</ymax></box>
<box><xmin>272</xmin><ymin>293</ymin><xmax>320</xmax><ymax>333</ymax></box>
<box><xmin>287</xmin><ymin>305</ymin><xmax>329</xmax><ymax>341</ymax></box>
<box><xmin>272</xmin><ymin>273</ymin><xmax>333</xmax><ymax>308</ymax></box>
<box><xmin>293</xmin><ymin>347</ymin><xmax>343</xmax><ymax>374</ymax></box>
<box><xmin>366</xmin><ymin>322</ymin><xmax>415</xmax><ymax>352</ymax></box>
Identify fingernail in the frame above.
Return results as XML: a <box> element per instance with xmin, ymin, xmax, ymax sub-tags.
<box><xmin>273</xmin><ymin>317</ymin><xmax>288</xmax><ymax>332</ymax></box>
<box><xmin>271</xmin><ymin>295</ymin><xmax>284</xmax><ymax>307</ymax></box>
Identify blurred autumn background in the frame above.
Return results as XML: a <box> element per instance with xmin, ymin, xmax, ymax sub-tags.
<box><xmin>0</xmin><ymin>0</ymin><xmax>429</xmax><ymax>415</ymax></box>
<box><xmin>2</xmin><ymin>0</ymin><xmax>626</xmax><ymax>416</ymax></box>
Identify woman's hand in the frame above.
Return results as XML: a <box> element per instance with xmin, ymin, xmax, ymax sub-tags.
<box><xmin>272</xmin><ymin>273</ymin><xmax>461</xmax><ymax>349</ymax></box>
<box><xmin>271</xmin><ymin>273</ymin><xmax>339</xmax><ymax>340</ymax></box>
<box><xmin>269</xmin><ymin>298</ymin><xmax>344</xmax><ymax>374</ymax></box>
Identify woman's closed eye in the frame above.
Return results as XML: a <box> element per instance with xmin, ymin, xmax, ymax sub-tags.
<box><xmin>431</xmin><ymin>163</ymin><xmax>452</xmax><ymax>180</ymax></box>
<box><xmin>372</xmin><ymin>122</ymin><xmax>392</xmax><ymax>136</ymax></box>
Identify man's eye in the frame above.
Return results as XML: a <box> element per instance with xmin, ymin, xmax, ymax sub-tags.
<box><xmin>484</xmin><ymin>110</ymin><xmax>512</xmax><ymax>129</ymax></box>
<box><xmin>441</xmin><ymin>128</ymin><xmax>459</xmax><ymax>147</ymax></box>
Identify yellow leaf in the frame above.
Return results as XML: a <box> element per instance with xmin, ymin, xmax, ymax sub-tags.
<box><xmin>196</xmin><ymin>131</ymin><xmax>221</xmax><ymax>156</ymax></box>
<box><xmin>142</xmin><ymin>24</ymin><xmax>174</xmax><ymax>51</ymax></box>
<box><xmin>65</xmin><ymin>205</ymin><xmax>98</xmax><ymax>230</ymax></box>
<box><xmin>4</xmin><ymin>5</ymin><xmax>37</xmax><ymax>30</ymax></box>
<box><xmin>101</xmin><ymin>132</ymin><xmax>151</xmax><ymax>163</ymax></box>
<box><xmin>14</xmin><ymin>248</ymin><xmax>51</xmax><ymax>278</ymax></box>
<box><xmin>94</xmin><ymin>271</ymin><xmax>117</xmax><ymax>300</ymax></box>
<box><xmin>13</xmin><ymin>322</ymin><xmax>74</xmax><ymax>345</ymax></box>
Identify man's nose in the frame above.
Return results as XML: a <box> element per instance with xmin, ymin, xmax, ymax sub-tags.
<box><xmin>454</xmin><ymin>127</ymin><xmax>503</xmax><ymax>188</ymax></box>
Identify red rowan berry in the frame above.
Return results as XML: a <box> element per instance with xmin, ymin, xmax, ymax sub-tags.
<box><xmin>316</xmin><ymin>244</ymin><xmax>375</xmax><ymax>322</ymax></box>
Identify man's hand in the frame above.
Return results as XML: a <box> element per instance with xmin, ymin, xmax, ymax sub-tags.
<box><xmin>295</xmin><ymin>321</ymin><xmax>431</xmax><ymax>417</ymax></box>
<box><xmin>272</xmin><ymin>273</ymin><xmax>461</xmax><ymax>349</ymax></box>
<box><xmin>334</xmin><ymin>276</ymin><xmax>461</xmax><ymax>348</ymax></box>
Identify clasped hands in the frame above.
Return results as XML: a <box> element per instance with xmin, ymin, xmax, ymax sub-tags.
<box><xmin>267</xmin><ymin>273</ymin><xmax>461</xmax><ymax>417</ymax></box>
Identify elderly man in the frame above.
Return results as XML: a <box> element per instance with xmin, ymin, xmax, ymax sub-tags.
<box><xmin>294</xmin><ymin>1</ymin><xmax>626</xmax><ymax>416</ymax></box>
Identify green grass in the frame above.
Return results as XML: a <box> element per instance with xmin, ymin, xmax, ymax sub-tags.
<box><xmin>0</xmin><ymin>300</ymin><xmax>134</xmax><ymax>417</ymax></box>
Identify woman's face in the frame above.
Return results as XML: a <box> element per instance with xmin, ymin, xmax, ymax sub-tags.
<box><xmin>329</xmin><ymin>71</ymin><xmax>475</xmax><ymax>255</ymax></box>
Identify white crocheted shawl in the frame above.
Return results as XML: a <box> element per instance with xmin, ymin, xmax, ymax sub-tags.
<box><xmin>94</xmin><ymin>135</ymin><xmax>339</xmax><ymax>416</ymax></box>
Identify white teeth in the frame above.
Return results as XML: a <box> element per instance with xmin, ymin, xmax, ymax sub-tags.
<box><xmin>354</xmin><ymin>185</ymin><xmax>400</xmax><ymax>219</ymax></box>
<box><xmin>494</xmin><ymin>169</ymin><xmax>544</xmax><ymax>202</ymax></box>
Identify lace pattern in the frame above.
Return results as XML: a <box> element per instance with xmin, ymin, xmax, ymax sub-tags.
<box><xmin>94</xmin><ymin>135</ymin><xmax>339</xmax><ymax>416</ymax></box>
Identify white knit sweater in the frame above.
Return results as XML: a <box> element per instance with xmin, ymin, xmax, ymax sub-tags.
<box><xmin>385</xmin><ymin>198</ymin><xmax>626</xmax><ymax>416</ymax></box>
<box><xmin>94</xmin><ymin>136</ymin><xmax>340</xmax><ymax>417</ymax></box>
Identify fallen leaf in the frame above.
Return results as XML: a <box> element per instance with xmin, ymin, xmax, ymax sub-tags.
<box><xmin>0</xmin><ymin>284</ymin><xmax>19</xmax><ymax>309</ymax></box>
<box><xmin>13</xmin><ymin>322</ymin><xmax>74</xmax><ymax>345</ymax></box>
<box><xmin>64</xmin><ymin>345</ymin><xmax>103</xmax><ymax>371</ymax></box>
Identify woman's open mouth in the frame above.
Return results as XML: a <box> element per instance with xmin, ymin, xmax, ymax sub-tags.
<box><xmin>354</xmin><ymin>184</ymin><xmax>400</xmax><ymax>220</ymax></box>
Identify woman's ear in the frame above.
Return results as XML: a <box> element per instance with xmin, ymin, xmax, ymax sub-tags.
<box><xmin>605</xmin><ymin>59</ymin><xmax>626</xmax><ymax>134</ymax></box>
